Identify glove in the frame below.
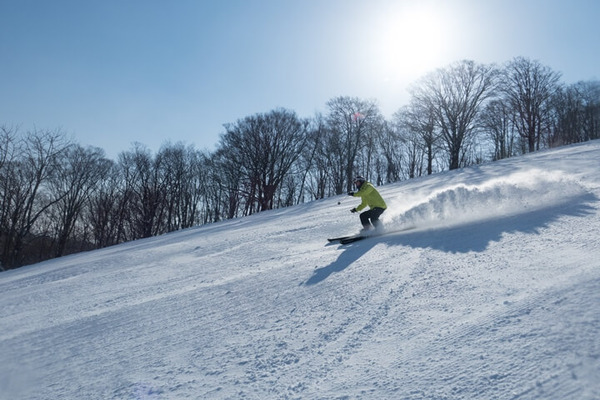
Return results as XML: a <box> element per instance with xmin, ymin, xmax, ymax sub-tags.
<box><xmin>347</xmin><ymin>191</ymin><xmax>355</xmax><ymax>196</ymax></box>
<box><xmin>350</xmin><ymin>208</ymin><xmax>358</xmax><ymax>213</ymax></box>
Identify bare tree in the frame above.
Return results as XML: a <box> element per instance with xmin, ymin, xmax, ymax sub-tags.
<box><xmin>549</xmin><ymin>84</ymin><xmax>583</xmax><ymax>147</ymax></box>
<box><xmin>578</xmin><ymin>80</ymin><xmax>600</xmax><ymax>141</ymax></box>
<box><xmin>219</xmin><ymin>108</ymin><xmax>308</xmax><ymax>213</ymax></box>
<box><xmin>375</xmin><ymin>121</ymin><xmax>404</xmax><ymax>183</ymax></box>
<box><xmin>302</xmin><ymin>116</ymin><xmax>333</xmax><ymax>200</ymax></box>
<box><xmin>85</xmin><ymin>159</ymin><xmax>122</xmax><ymax>249</ymax></box>
<box><xmin>0</xmin><ymin>126</ymin><xmax>19</xmax><ymax>270</ymax></box>
<box><xmin>325</xmin><ymin>96</ymin><xmax>382</xmax><ymax>192</ymax></box>
<box><xmin>295</xmin><ymin>115</ymin><xmax>325</xmax><ymax>203</ymax></box>
<box><xmin>481</xmin><ymin>99</ymin><xmax>518</xmax><ymax>160</ymax></box>
<box><xmin>551</xmin><ymin>80</ymin><xmax>600</xmax><ymax>146</ymax></box>
<box><xmin>48</xmin><ymin>145</ymin><xmax>111</xmax><ymax>257</ymax></box>
<box><xmin>118</xmin><ymin>143</ymin><xmax>166</xmax><ymax>239</ymax></box>
<box><xmin>180</xmin><ymin>147</ymin><xmax>205</xmax><ymax>227</ymax></box>
<box><xmin>156</xmin><ymin>142</ymin><xmax>204</xmax><ymax>231</ymax></box>
<box><xmin>0</xmin><ymin>129</ymin><xmax>70</xmax><ymax>268</ymax></box>
<box><xmin>502</xmin><ymin>57</ymin><xmax>561</xmax><ymax>152</ymax></box>
<box><xmin>411</xmin><ymin>60</ymin><xmax>499</xmax><ymax>170</ymax></box>
<box><xmin>396</xmin><ymin>101</ymin><xmax>440</xmax><ymax>176</ymax></box>
<box><xmin>208</xmin><ymin>147</ymin><xmax>242</xmax><ymax>221</ymax></box>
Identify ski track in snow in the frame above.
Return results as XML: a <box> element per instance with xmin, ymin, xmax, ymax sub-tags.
<box><xmin>1</xmin><ymin>141</ymin><xmax>599</xmax><ymax>399</ymax></box>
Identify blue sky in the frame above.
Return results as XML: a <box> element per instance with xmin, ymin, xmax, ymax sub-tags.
<box><xmin>1</xmin><ymin>0</ymin><xmax>599</xmax><ymax>159</ymax></box>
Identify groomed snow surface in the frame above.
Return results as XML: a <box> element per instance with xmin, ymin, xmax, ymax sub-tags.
<box><xmin>1</xmin><ymin>141</ymin><xmax>599</xmax><ymax>400</ymax></box>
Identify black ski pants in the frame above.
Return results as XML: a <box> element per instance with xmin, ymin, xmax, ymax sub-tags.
<box><xmin>360</xmin><ymin>207</ymin><xmax>385</xmax><ymax>229</ymax></box>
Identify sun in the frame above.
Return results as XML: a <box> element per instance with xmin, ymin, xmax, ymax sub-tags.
<box><xmin>372</xmin><ymin>3</ymin><xmax>452</xmax><ymax>81</ymax></box>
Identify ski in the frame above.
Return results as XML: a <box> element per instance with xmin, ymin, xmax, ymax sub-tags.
<box><xmin>327</xmin><ymin>235</ymin><xmax>357</xmax><ymax>242</ymax></box>
<box><xmin>340</xmin><ymin>235</ymin><xmax>367</xmax><ymax>244</ymax></box>
<box><xmin>331</xmin><ymin>226</ymin><xmax>417</xmax><ymax>245</ymax></box>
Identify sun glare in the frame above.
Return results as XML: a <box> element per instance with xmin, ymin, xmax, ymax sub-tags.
<box><xmin>373</xmin><ymin>3</ymin><xmax>451</xmax><ymax>81</ymax></box>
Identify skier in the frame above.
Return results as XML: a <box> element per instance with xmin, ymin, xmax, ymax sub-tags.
<box><xmin>347</xmin><ymin>176</ymin><xmax>387</xmax><ymax>234</ymax></box>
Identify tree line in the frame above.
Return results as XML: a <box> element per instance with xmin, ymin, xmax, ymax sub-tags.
<box><xmin>1</xmin><ymin>57</ymin><xmax>599</xmax><ymax>270</ymax></box>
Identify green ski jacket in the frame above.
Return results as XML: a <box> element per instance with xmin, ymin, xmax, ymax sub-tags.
<box><xmin>352</xmin><ymin>182</ymin><xmax>387</xmax><ymax>211</ymax></box>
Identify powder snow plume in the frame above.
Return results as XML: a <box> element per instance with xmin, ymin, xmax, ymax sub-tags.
<box><xmin>384</xmin><ymin>169</ymin><xmax>588</xmax><ymax>230</ymax></box>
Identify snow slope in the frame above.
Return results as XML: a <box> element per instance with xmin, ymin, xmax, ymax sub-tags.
<box><xmin>1</xmin><ymin>141</ymin><xmax>599</xmax><ymax>400</ymax></box>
